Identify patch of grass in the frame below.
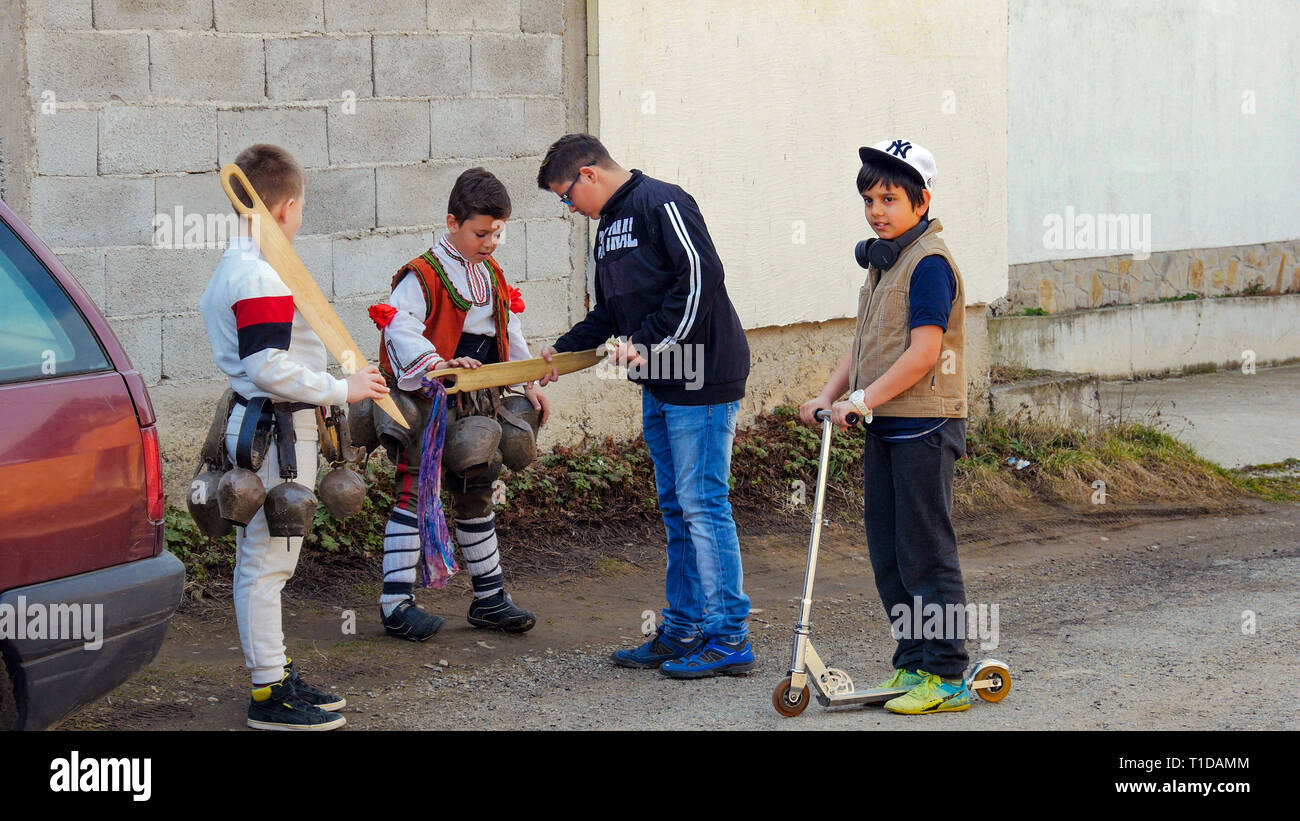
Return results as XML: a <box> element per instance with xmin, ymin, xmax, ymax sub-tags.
<box><xmin>1158</xmin><ymin>292</ymin><xmax>1201</xmax><ymax>302</ymax></box>
<box><xmin>989</xmin><ymin>364</ymin><xmax>1051</xmax><ymax>384</ymax></box>
<box><xmin>1229</xmin><ymin>458</ymin><xmax>1300</xmax><ymax>503</ymax></box>
<box><xmin>168</xmin><ymin>406</ymin><xmax>1279</xmax><ymax>601</ymax></box>
<box><xmin>1015</xmin><ymin>307</ymin><xmax>1049</xmax><ymax>316</ymax></box>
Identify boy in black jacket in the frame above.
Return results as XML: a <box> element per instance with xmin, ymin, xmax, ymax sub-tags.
<box><xmin>537</xmin><ymin>134</ymin><xmax>754</xmax><ymax>678</ymax></box>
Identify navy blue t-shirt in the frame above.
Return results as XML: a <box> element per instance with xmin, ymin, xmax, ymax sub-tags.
<box><xmin>864</xmin><ymin>254</ymin><xmax>956</xmax><ymax>441</ymax></box>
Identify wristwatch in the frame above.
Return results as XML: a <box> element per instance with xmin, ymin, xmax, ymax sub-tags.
<box><xmin>848</xmin><ymin>389</ymin><xmax>873</xmax><ymax>423</ymax></box>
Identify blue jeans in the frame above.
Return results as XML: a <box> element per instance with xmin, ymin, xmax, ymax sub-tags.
<box><xmin>641</xmin><ymin>392</ymin><xmax>750</xmax><ymax>645</ymax></box>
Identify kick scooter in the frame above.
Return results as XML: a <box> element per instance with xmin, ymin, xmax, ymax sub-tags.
<box><xmin>771</xmin><ymin>409</ymin><xmax>1012</xmax><ymax>717</ymax></box>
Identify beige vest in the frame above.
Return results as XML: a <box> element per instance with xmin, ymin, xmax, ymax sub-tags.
<box><xmin>849</xmin><ymin>219</ymin><xmax>967</xmax><ymax>418</ymax></box>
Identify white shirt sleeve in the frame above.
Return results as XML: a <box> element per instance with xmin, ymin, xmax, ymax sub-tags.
<box><xmin>385</xmin><ymin>272</ymin><xmax>442</xmax><ymax>391</ymax></box>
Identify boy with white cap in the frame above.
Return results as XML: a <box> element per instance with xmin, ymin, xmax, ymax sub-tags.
<box><xmin>800</xmin><ymin>139</ymin><xmax>972</xmax><ymax>714</ymax></box>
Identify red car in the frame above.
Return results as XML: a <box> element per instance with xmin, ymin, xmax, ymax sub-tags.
<box><xmin>0</xmin><ymin>199</ymin><xmax>183</xmax><ymax>730</ymax></box>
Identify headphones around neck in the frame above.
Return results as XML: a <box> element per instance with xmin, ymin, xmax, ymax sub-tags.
<box><xmin>855</xmin><ymin>218</ymin><xmax>931</xmax><ymax>270</ymax></box>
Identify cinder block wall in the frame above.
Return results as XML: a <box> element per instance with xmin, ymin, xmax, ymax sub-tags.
<box><xmin>10</xmin><ymin>0</ymin><xmax>588</xmax><ymax>498</ymax></box>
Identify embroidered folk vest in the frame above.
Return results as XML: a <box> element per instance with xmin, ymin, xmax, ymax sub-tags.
<box><xmin>848</xmin><ymin>219</ymin><xmax>967</xmax><ymax>418</ymax></box>
<box><xmin>378</xmin><ymin>250</ymin><xmax>512</xmax><ymax>380</ymax></box>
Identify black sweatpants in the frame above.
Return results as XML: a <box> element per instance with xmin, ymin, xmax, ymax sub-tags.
<box><xmin>862</xmin><ymin>417</ymin><xmax>969</xmax><ymax>678</ymax></box>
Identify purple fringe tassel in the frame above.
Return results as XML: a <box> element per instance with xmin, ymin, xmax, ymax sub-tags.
<box><xmin>416</xmin><ymin>379</ymin><xmax>457</xmax><ymax>588</ymax></box>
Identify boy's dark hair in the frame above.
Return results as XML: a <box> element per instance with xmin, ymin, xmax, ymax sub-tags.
<box><xmin>448</xmin><ymin>167</ymin><xmax>512</xmax><ymax>224</ymax></box>
<box><xmin>856</xmin><ymin>157</ymin><xmax>927</xmax><ymax>211</ymax></box>
<box><xmin>233</xmin><ymin>143</ymin><xmax>305</xmax><ymax>209</ymax></box>
<box><xmin>536</xmin><ymin>133</ymin><xmax>615</xmax><ymax>189</ymax></box>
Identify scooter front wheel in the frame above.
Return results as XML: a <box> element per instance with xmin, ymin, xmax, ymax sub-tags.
<box><xmin>772</xmin><ymin>677</ymin><xmax>810</xmax><ymax>717</ymax></box>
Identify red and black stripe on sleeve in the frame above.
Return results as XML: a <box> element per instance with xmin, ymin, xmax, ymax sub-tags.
<box><xmin>233</xmin><ymin>296</ymin><xmax>294</xmax><ymax>359</ymax></box>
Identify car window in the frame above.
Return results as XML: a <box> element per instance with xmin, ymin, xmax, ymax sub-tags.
<box><xmin>0</xmin><ymin>218</ymin><xmax>111</xmax><ymax>384</ymax></box>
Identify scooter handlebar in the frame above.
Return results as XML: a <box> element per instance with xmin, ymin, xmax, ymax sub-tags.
<box><xmin>814</xmin><ymin>408</ymin><xmax>861</xmax><ymax>426</ymax></box>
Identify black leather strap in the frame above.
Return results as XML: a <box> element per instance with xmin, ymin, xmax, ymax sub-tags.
<box><xmin>272</xmin><ymin>405</ymin><xmax>298</xmax><ymax>480</ymax></box>
<box><xmin>235</xmin><ymin>396</ymin><xmax>275</xmax><ymax>471</ymax></box>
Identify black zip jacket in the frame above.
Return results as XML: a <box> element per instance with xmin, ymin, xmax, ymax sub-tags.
<box><xmin>552</xmin><ymin>170</ymin><xmax>750</xmax><ymax>405</ymax></box>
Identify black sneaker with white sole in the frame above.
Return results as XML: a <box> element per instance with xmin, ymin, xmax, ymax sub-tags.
<box><xmin>285</xmin><ymin>659</ymin><xmax>346</xmax><ymax>711</ymax></box>
<box><xmin>246</xmin><ymin>677</ymin><xmax>346</xmax><ymax>731</ymax></box>
<box><xmin>467</xmin><ymin>590</ymin><xmax>536</xmax><ymax>633</ymax></box>
<box><xmin>381</xmin><ymin>598</ymin><xmax>445</xmax><ymax>641</ymax></box>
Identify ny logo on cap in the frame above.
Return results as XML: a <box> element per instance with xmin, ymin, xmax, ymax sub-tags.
<box><xmin>887</xmin><ymin>140</ymin><xmax>912</xmax><ymax>158</ymax></box>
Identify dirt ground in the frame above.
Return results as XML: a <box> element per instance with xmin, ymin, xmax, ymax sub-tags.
<box><xmin>64</xmin><ymin>499</ymin><xmax>1299</xmax><ymax>731</ymax></box>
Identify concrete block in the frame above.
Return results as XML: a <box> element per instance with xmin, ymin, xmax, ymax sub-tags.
<box><xmin>375</xmin><ymin>163</ymin><xmax>463</xmax><ymax>228</ymax></box>
<box><xmin>293</xmin><ymin>234</ymin><xmax>334</xmax><ymax>297</ymax></box>
<box><xmin>30</xmin><ymin>0</ymin><xmax>92</xmax><ymax>29</ymax></box>
<box><xmin>327</xmin><ymin>101</ymin><xmax>430</xmax><ymax>165</ymax></box>
<box><xmin>303</xmin><ymin>166</ymin><xmax>376</xmax><ymax>234</ymax></box>
<box><xmin>100</xmin><ymin>105</ymin><xmax>218</xmax><ymax>174</ymax></box>
<box><xmin>94</xmin><ymin>0</ymin><xmax>213</xmax><ymax>30</ymax></box>
<box><xmin>330</xmin><ymin>295</ymin><xmax>384</xmax><ymax>360</ymax></box>
<box><xmin>512</xmin><ymin>276</ymin><xmax>569</xmax><ymax>337</ymax></box>
<box><xmin>489</xmin><ymin>220</ymin><xmax>526</xmax><ymax>278</ymax></box>
<box><xmin>55</xmin><ymin>248</ymin><xmax>106</xmax><ymax>309</ymax></box>
<box><xmin>332</xmin><ymin>232</ymin><xmax>430</xmax><ymax>298</ymax></box>
<box><xmin>524</xmin><ymin>218</ymin><xmax>572</xmax><ymax>280</ymax></box>
<box><xmin>471</xmin><ymin>34</ymin><xmax>561</xmax><ymax>95</ymax></box>
<box><xmin>155</xmin><ymin>171</ymin><xmax>242</xmax><ymax>226</ymax></box>
<box><xmin>373</xmin><ymin>34</ymin><xmax>471</xmax><ymax>98</ymax></box>
<box><xmin>266</xmin><ymin>35</ymin><xmax>372</xmax><ymax>101</ymax></box>
<box><xmin>29</xmin><ymin>176</ymin><xmax>155</xmax><ymax>247</ymax></box>
<box><xmin>34</xmin><ymin>109</ymin><xmax>97</xmax><ymax>176</ymax></box>
<box><xmin>104</xmin><ymin>245</ymin><xmax>224</xmax><ymax>316</ymax></box>
<box><xmin>105</xmin><ymin>314</ymin><xmax>162</xmax><ymax>385</ymax></box>
<box><xmin>26</xmin><ymin>32</ymin><xmax>149</xmax><ymax>102</ymax></box>
<box><xmin>520</xmin><ymin>0</ymin><xmax>564</xmax><ymax>34</ymax></box>
<box><xmin>478</xmin><ymin>158</ymin><xmax>556</xmax><ymax>220</ymax></box>
<box><xmin>150</xmin><ymin>33</ymin><xmax>265</xmax><ymax>103</ymax></box>
<box><xmin>324</xmin><ymin>0</ymin><xmax>425</xmax><ymax>31</ymax></box>
<box><xmin>217</xmin><ymin>107</ymin><xmax>328</xmax><ymax>167</ymax></box>
<box><xmin>429</xmin><ymin>96</ymin><xmax>561</xmax><ymax>159</ymax></box>
<box><xmin>162</xmin><ymin>312</ymin><xmax>216</xmax><ymax>382</ymax></box>
<box><xmin>427</xmin><ymin>0</ymin><xmax>520</xmax><ymax>32</ymax></box>
<box><xmin>214</xmin><ymin>0</ymin><xmax>323</xmax><ymax>32</ymax></box>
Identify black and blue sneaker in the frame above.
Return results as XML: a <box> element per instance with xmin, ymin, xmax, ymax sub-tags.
<box><xmin>659</xmin><ymin>637</ymin><xmax>755</xmax><ymax>679</ymax></box>
<box><xmin>612</xmin><ymin>626</ymin><xmax>705</xmax><ymax>669</ymax></box>
<box><xmin>285</xmin><ymin>659</ymin><xmax>345</xmax><ymax>711</ymax></box>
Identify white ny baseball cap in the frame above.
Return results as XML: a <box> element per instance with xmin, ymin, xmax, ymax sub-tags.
<box><xmin>859</xmin><ymin>139</ymin><xmax>936</xmax><ymax>191</ymax></box>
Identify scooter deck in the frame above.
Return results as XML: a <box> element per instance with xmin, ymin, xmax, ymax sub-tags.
<box><xmin>821</xmin><ymin>686</ymin><xmax>910</xmax><ymax>707</ymax></box>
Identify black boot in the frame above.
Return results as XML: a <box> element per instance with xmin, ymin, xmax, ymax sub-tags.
<box><xmin>381</xmin><ymin>599</ymin><xmax>445</xmax><ymax>641</ymax></box>
<box><xmin>467</xmin><ymin>590</ymin><xmax>536</xmax><ymax>633</ymax></box>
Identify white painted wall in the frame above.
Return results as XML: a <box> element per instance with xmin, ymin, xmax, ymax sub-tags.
<box><xmin>594</xmin><ymin>0</ymin><xmax>1009</xmax><ymax>327</ymax></box>
<box><xmin>1009</xmin><ymin>0</ymin><xmax>1300</xmax><ymax>265</ymax></box>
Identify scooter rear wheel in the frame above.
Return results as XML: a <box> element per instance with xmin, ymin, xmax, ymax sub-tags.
<box><xmin>772</xmin><ymin>677</ymin><xmax>810</xmax><ymax>717</ymax></box>
<box><xmin>972</xmin><ymin>663</ymin><xmax>1012</xmax><ymax>703</ymax></box>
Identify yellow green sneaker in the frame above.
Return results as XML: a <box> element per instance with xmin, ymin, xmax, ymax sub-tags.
<box><xmin>884</xmin><ymin>670</ymin><xmax>970</xmax><ymax>714</ymax></box>
<box><xmin>876</xmin><ymin>668</ymin><xmax>925</xmax><ymax>690</ymax></box>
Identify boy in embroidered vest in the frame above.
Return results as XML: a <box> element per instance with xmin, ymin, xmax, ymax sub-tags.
<box><xmin>376</xmin><ymin>167</ymin><xmax>549</xmax><ymax>640</ymax></box>
<box><xmin>800</xmin><ymin>139</ymin><xmax>972</xmax><ymax>714</ymax></box>
<box><xmin>199</xmin><ymin>144</ymin><xmax>390</xmax><ymax>730</ymax></box>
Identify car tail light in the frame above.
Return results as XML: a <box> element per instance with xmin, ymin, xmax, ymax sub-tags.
<box><xmin>141</xmin><ymin>425</ymin><xmax>164</xmax><ymax>523</ymax></box>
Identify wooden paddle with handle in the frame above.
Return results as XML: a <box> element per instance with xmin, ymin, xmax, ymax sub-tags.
<box><xmin>219</xmin><ymin>163</ymin><xmax>408</xmax><ymax>428</ymax></box>
<box><xmin>437</xmin><ymin>348</ymin><xmax>606</xmax><ymax>394</ymax></box>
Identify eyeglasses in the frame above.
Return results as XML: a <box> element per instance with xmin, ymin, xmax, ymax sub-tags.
<box><xmin>559</xmin><ymin>170</ymin><xmax>583</xmax><ymax>206</ymax></box>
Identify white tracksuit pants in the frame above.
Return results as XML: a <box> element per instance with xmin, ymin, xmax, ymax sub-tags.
<box><xmin>224</xmin><ymin>404</ymin><xmax>319</xmax><ymax>685</ymax></box>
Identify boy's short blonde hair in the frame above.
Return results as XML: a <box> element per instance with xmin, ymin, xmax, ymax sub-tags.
<box><xmin>233</xmin><ymin>144</ymin><xmax>306</xmax><ymax>209</ymax></box>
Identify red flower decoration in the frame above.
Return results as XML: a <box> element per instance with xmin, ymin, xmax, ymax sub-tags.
<box><xmin>368</xmin><ymin>303</ymin><xmax>398</xmax><ymax>329</ymax></box>
<box><xmin>507</xmin><ymin>286</ymin><xmax>526</xmax><ymax>314</ymax></box>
